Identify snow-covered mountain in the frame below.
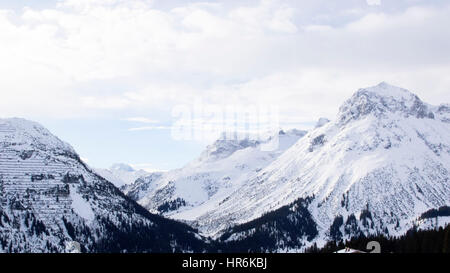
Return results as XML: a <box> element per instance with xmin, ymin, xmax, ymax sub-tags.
<box><xmin>3</xmin><ymin>82</ymin><xmax>447</xmax><ymax>253</ymax></box>
<box><xmin>196</xmin><ymin>82</ymin><xmax>450</xmax><ymax>247</ymax></box>
<box><xmin>95</xmin><ymin>163</ymin><xmax>149</xmax><ymax>189</ymax></box>
<box><xmin>125</xmin><ymin>129</ymin><xmax>307</xmax><ymax>221</ymax></box>
<box><xmin>0</xmin><ymin>118</ymin><xmax>205</xmax><ymax>253</ymax></box>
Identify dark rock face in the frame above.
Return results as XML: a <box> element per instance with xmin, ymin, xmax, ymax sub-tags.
<box><xmin>309</xmin><ymin>134</ymin><xmax>326</xmax><ymax>152</ymax></box>
<box><xmin>437</xmin><ymin>104</ymin><xmax>450</xmax><ymax>123</ymax></box>
<box><xmin>410</xmin><ymin>95</ymin><xmax>430</xmax><ymax>119</ymax></box>
<box><xmin>125</xmin><ymin>173</ymin><xmax>163</xmax><ymax>201</ymax></box>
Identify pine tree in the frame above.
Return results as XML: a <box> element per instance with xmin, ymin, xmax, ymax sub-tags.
<box><xmin>443</xmin><ymin>226</ymin><xmax>450</xmax><ymax>253</ymax></box>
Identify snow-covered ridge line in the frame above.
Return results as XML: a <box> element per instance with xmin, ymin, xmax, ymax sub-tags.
<box><xmin>0</xmin><ymin>117</ymin><xmax>76</xmax><ymax>156</ymax></box>
<box><xmin>0</xmin><ymin>117</ymin><xmax>205</xmax><ymax>253</ymax></box>
<box><xmin>125</xmin><ymin>128</ymin><xmax>308</xmax><ymax>222</ymax></box>
<box><xmin>94</xmin><ymin>163</ymin><xmax>150</xmax><ymax>188</ymax></box>
<box><xmin>161</xmin><ymin>82</ymin><xmax>449</xmax><ymax>246</ymax></box>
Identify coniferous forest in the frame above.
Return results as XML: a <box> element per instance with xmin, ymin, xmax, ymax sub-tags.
<box><xmin>306</xmin><ymin>225</ymin><xmax>450</xmax><ymax>253</ymax></box>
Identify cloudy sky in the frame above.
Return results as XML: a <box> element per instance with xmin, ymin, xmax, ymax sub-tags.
<box><xmin>1</xmin><ymin>0</ymin><xmax>449</xmax><ymax>171</ymax></box>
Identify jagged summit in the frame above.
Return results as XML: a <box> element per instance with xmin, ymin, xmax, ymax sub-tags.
<box><xmin>198</xmin><ymin>129</ymin><xmax>306</xmax><ymax>163</ymax></box>
<box><xmin>126</xmin><ymin>127</ymin><xmax>307</xmax><ymax>219</ymax></box>
<box><xmin>338</xmin><ymin>82</ymin><xmax>434</xmax><ymax>125</ymax></box>
<box><xmin>199</xmin><ymin>137</ymin><xmax>260</xmax><ymax>162</ymax></box>
<box><xmin>369</xmin><ymin>81</ymin><xmax>411</xmax><ymax>98</ymax></box>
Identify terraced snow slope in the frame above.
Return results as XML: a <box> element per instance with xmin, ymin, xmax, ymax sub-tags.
<box><xmin>0</xmin><ymin>118</ymin><xmax>204</xmax><ymax>253</ymax></box>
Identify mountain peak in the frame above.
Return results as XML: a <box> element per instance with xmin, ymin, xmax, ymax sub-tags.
<box><xmin>0</xmin><ymin>117</ymin><xmax>205</xmax><ymax>253</ymax></box>
<box><xmin>0</xmin><ymin>117</ymin><xmax>76</xmax><ymax>155</ymax></box>
<box><xmin>110</xmin><ymin>163</ymin><xmax>135</xmax><ymax>172</ymax></box>
<box><xmin>197</xmin><ymin>129</ymin><xmax>307</xmax><ymax>163</ymax></box>
<box><xmin>364</xmin><ymin>81</ymin><xmax>415</xmax><ymax>100</ymax></box>
<box><xmin>199</xmin><ymin>137</ymin><xmax>260</xmax><ymax>162</ymax></box>
<box><xmin>338</xmin><ymin>83</ymin><xmax>434</xmax><ymax>125</ymax></box>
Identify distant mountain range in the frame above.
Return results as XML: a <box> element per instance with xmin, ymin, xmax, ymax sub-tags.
<box><xmin>123</xmin><ymin>128</ymin><xmax>307</xmax><ymax>219</ymax></box>
<box><xmin>1</xmin><ymin>82</ymin><xmax>449</xmax><ymax>252</ymax></box>
<box><xmin>94</xmin><ymin>163</ymin><xmax>149</xmax><ymax>189</ymax></box>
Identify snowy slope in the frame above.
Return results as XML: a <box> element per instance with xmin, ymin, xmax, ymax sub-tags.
<box><xmin>94</xmin><ymin>163</ymin><xmax>149</xmax><ymax>189</ymax></box>
<box><xmin>0</xmin><ymin>118</ymin><xmax>204</xmax><ymax>253</ymax></box>
<box><xmin>191</xmin><ymin>82</ymin><xmax>450</xmax><ymax>243</ymax></box>
<box><xmin>125</xmin><ymin>129</ymin><xmax>307</xmax><ymax>220</ymax></box>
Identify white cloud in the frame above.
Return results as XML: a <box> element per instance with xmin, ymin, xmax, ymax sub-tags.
<box><xmin>346</xmin><ymin>6</ymin><xmax>436</xmax><ymax>31</ymax></box>
<box><xmin>0</xmin><ymin>0</ymin><xmax>449</xmax><ymax>124</ymax></box>
<box><xmin>82</xmin><ymin>96</ymin><xmax>131</xmax><ymax>109</ymax></box>
<box><xmin>122</xmin><ymin>117</ymin><xmax>159</xmax><ymax>123</ymax></box>
<box><xmin>366</xmin><ymin>0</ymin><xmax>381</xmax><ymax>6</ymax></box>
<box><xmin>128</xmin><ymin>125</ymin><xmax>171</xmax><ymax>131</ymax></box>
<box><xmin>303</xmin><ymin>24</ymin><xmax>333</xmax><ymax>32</ymax></box>
<box><xmin>229</xmin><ymin>0</ymin><xmax>298</xmax><ymax>33</ymax></box>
